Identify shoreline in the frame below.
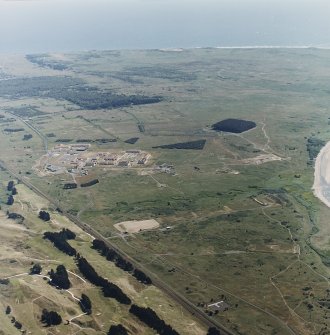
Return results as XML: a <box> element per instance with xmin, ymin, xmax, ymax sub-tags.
<box><xmin>312</xmin><ymin>141</ymin><xmax>330</xmax><ymax>208</ymax></box>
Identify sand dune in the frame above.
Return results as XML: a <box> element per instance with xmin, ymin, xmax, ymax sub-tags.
<box><xmin>312</xmin><ymin>141</ymin><xmax>330</xmax><ymax>207</ymax></box>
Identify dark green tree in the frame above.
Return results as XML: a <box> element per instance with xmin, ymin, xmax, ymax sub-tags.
<box><xmin>6</xmin><ymin>195</ymin><xmax>14</xmax><ymax>205</ymax></box>
<box><xmin>30</xmin><ymin>263</ymin><xmax>42</xmax><ymax>275</ymax></box>
<box><xmin>41</xmin><ymin>309</ymin><xmax>62</xmax><ymax>326</ymax></box>
<box><xmin>39</xmin><ymin>210</ymin><xmax>50</xmax><ymax>221</ymax></box>
<box><xmin>79</xmin><ymin>293</ymin><xmax>92</xmax><ymax>314</ymax></box>
<box><xmin>7</xmin><ymin>181</ymin><xmax>14</xmax><ymax>191</ymax></box>
<box><xmin>207</xmin><ymin>327</ymin><xmax>221</xmax><ymax>335</ymax></box>
<box><xmin>108</xmin><ymin>324</ymin><xmax>128</xmax><ymax>335</ymax></box>
<box><xmin>49</xmin><ymin>265</ymin><xmax>70</xmax><ymax>289</ymax></box>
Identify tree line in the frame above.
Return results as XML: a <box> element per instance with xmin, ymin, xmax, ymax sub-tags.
<box><xmin>76</xmin><ymin>254</ymin><xmax>131</xmax><ymax>305</ymax></box>
<box><xmin>43</xmin><ymin>228</ymin><xmax>77</xmax><ymax>256</ymax></box>
<box><xmin>129</xmin><ymin>304</ymin><xmax>179</xmax><ymax>335</ymax></box>
<box><xmin>92</xmin><ymin>239</ymin><xmax>152</xmax><ymax>285</ymax></box>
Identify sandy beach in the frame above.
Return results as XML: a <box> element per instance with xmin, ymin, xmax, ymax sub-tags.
<box><xmin>312</xmin><ymin>141</ymin><xmax>330</xmax><ymax>207</ymax></box>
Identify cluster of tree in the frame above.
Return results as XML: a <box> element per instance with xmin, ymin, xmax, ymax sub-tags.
<box><xmin>23</xmin><ymin>134</ymin><xmax>33</xmax><ymax>140</ymax></box>
<box><xmin>211</xmin><ymin>119</ymin><xmax>256</xmax><ymax>134</ymax></box>
<box><xmin>43</xmin><ymin>229</ymin><xmax>77</xmax><ymax>256</ymax></box>
<box><xmin>63</xmin><ymin>183</ymin><xmax>78</xmax><ymax>189</ymax></box>
<box><xmin>129</xmin><ymin>304</ymin><xmax>179</xmax><ymax>335</ymax></box>
<box><xmin>207</xmin><ymin>327</ymin><xmax>222</xmax><ymax>335</ymax></box>
<box><xmin>4</xmin><ymin>128</ymin><xmax>24</xmax><ymax>132</ymax></box>
<box><xmin>6</xmin><ymin>180</ymin><xmax>18</xmax><ymax>204</ymax></box>
<box><xmin>0</xmin><ymin>75</ymin><xmax>163</xmax><ymax>111</ymax></box>
<box><xmin>79</xmin><ymin>293</ymin><xmax>92</xmax><ymax>314</ymax></box>
<box><xmin>49</xmin><ymin>265</ymin><xmax>71</xmax><ymax>289</ymax></box>
<box><xmin>108</xmin><ymin>324</ymin><xmax>129</xmax><ymax>335</ymax></box>
<box><xmin>26</xmin><ymin>54</ymin><xmax>69</xmax><ymax>71</ymax></box>
<box><xmin>95</xmin><ymin>138</ymin><xmax>117</xmax><ymax>144</ymax></box>
<box><xmin>11</xmin><ymin>317</ymin><xmax>22</xmax><ymax>330</ymax></box>
<box><xmin>30</xmin><ymin>263</ymin><xmax>42</xmax><ymax>274</ymax></box>
<box><xmin>60</xmin><ymin>89</ymin><xmax>163</xmax><ymax>110</ymax></box>
<box><xmin>6</xmin><ymin>195</ymin><xmax>14</xmax><ymax>206</ymax></box>
<box><xmin>81</xmin><ymin>179</ymin><xmax>99</xmax><ymax>188</ymax></box>
<box><xmin>92</xmin><ymin>239</ymin><xmax>152</xmax><ymax>285</ymax></box>
<box><xmin>41</xmin><ymin>309</ymin><xmax>62</xmax><ymax>326</ymax></box>
<box><xmin>7</xmin><ymin>181</ymin><xmax>14</xmax><ymax>191</ymax></box>
<box><xmin>4</xmin><ymin>106</ymin><xmax>44</xmax><ymax>118</ymax></box>
<box><xmin>76</xmin><ymin>255</ymin><xmax>131</xmax><ymax>305</ymax></box>
<box><xmin>75</xmin><ymin>138</ymin><xmax>117</xmax><ymax>144</ymax></box>
<box><xmin>124</xmin><ymin>137</ymin><xmax>139</xmax><ymax>144</ymax></box>
<box><xmin>39</xmin><ymin>210</ymin><xmax>51</xmax><ymax>221</ymax></box>
<box><xmin>7</xmin><ymin>212</ymin><xmax>24</xmax><ymax>223</ymax></box>
<box><xmin>55</xmin><ymin>138</ymin><xmax>73</xmax><ymax>143</ymax></box>
<box><xmin>132</xmin><ymin>269</ymin><xmax>152</xmax><ymax>285</ymax></box>
<box><xmin>153</xmin><ymin>139</ymin><xmax>206</xmax><ymax>150</ymax></box>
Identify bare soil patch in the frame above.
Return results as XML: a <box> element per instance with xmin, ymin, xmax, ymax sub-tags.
<box><xmin>114</xmin><ymin>219</ymin><xmax>160</xmax><ymax>233</ymax></box>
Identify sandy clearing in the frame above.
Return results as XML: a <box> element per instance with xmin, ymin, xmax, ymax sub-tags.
<box><xmin>114</xmin><ymin>219</ymin><xmax>160</xmax><ymax>233</ymax></box>
<box><xmin>240</xmin><ymin>153</ymin><xmax>282</xmax><ymax>165</ymax></box>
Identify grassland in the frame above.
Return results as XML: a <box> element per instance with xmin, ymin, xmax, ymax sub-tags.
<box><xmin>0</xmin><ymin>175</ymin><xmax>206</xmax><ymax>335</ymax></box>
<box><xmin>0</xmin><ymin>48</ymin><xmax>329</xmax><ymax>334</ymax></box>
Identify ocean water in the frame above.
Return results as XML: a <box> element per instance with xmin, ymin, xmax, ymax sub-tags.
<box><xmin>0</xmin><ymin>0</ymin><xmax>330</xmax><ymax>53</ymax></box>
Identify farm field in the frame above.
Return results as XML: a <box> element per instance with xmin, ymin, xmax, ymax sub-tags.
<box><xmin>0</xmin><ymin>48</ymin><xmax>330</xmax><ymax>334</ymax></box>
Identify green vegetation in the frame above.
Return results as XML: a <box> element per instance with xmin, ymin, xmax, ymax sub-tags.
<box><xmin>211</xmin><ymin>119</ymin><xmax>256</xmax><ymax>133</ymax></box>
<box><xmin>0</xmin><ymin>76</ymin><xmax>163</xmax><ymax>109</ymax></box>
<box><xmin>153</xmin><ymin>139</ymin><xmax>206</xmax><ymax>150</ymax></box>
<box><xmin>306</xmin><ymin>137</ymin><xmax>325</xmax><ymax>165</ymax></box>
<box><xmin>41</xmin><ymin>309</ymin><xmax>62</xmax><ymax>326</ymax></box>
<box><xmin>0</xmin><ymin>48</ymin><xmax>329</xmax><ymax>335</ymax></box>
<box><xmin>49</xmin><ymin>264</ymin><xmax>71</xmax><ymax>289</ymax></box>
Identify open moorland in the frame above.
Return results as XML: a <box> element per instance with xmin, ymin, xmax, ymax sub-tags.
<box><xmin>0</xmin><ymin>48</ymin><xmax>330</xmax><ymax>335</ymax></box>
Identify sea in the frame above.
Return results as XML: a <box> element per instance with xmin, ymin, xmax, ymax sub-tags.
<box><xmin>0</xmin><ymin>0</ymin><xmax>330</xmax><ymax>54</ymax></box>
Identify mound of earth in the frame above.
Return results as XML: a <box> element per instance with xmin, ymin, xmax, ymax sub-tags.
<box><xmin>212</xmin><ymin>119</ymin><xmax>256</xmax><ymax>133</ymax></box>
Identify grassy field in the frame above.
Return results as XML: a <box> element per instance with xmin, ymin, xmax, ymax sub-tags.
<box><xmin>0</xmin><ymin>178</ymin><xmax>206</xmax><ymax>335</ymax></box>
<box><xmin>0</xmin><ymin>48</ymin><xmax>329</xmax><ymax>334</ymax></box>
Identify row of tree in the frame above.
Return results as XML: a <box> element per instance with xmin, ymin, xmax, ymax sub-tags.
<box><xmin>92</xmin><ymin>239</ymin><xmax>152</xmax><ymax>285</ymax></box>
<box><xmin>129</xmin><ymin>304</ymin><xmax>179</xmax><ymax>335</ymax></box>
<box><xmin>43</xmin><ymin>228</ymin><xmax>77</xmax><ymax>256</ymax></box>
<box><xmin>76</xmin><ymin>255</ymin><xmax>131</xmax><ymax>305</ymax></box>
<box><xmin>6</xmin><ymin>181</ymin><xmax>17</xmax><ymax>206</ymax></box>
<box><xmin>79</xmin><ymin>293</ymin><xmax>92</xmax><ymax>314</ymax></box>
<box><xmin>108</xmin><ymin>324</ymin><xmax>129</xmax><ymax>335</ymax></box>
<box><xmin>7</xmin><ymin>181</ymin><xmax>17</xmax><ymax>195</ymax></box>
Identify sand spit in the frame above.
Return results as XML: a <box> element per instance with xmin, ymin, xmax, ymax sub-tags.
<box><xmin>312</xmin><ymin>141</ymin><xmax>330</xmax><ymax>207</ymax></box>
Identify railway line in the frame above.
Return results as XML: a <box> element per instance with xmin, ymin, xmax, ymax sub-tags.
<box><xmin>0</xmin><ymin>159</ymin><xmax>234</xmax><ymax>335</ymax></box>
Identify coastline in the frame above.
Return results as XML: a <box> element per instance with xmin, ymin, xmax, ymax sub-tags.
<box><xmin>312</xmin><ymin>141</ymin><xmax>330</xmax><ymax>207</ymax></box>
